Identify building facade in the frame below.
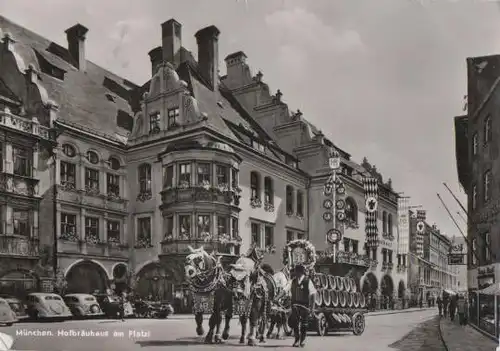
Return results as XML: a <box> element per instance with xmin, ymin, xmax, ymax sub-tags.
<box><xmin>0</xmin><ymin>15</ymin><xmax>406</xmax><ymax>309</ymax></box>
<box><xmin>455</xmin><ymin>54</ymin><xmax>500</xmax><ymax>337</ymax></box>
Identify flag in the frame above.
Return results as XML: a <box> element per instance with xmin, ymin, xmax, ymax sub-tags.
<box><xmin>363</xmin><ymin>177</ymin><xmax>379</xmax><ymax>248</ymax></box>
<box><xmin>397</xmin><ymin>197</ymin><xmax>409</xmax><ymax>254</ymax></box>
<box><xmin>415</xmin><ymin>210</ymin><xmax>426</xmax><ymax>257</ymax></box>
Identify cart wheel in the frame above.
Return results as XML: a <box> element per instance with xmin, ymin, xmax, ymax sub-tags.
<box><xmin>352</xmin><ymin>313</ymin><xmax>365</xmax><ymax>336</ymax></box>
<box><xmin>316</xmin><ymin>313</ymin><xmax>327</xmax><ymax>336</ymax></box>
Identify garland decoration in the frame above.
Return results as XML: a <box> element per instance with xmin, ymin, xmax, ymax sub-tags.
<box><xmin>282</xmin><ymin>239</ymin><xmax>317</xmax><ymax>270</ymax></box>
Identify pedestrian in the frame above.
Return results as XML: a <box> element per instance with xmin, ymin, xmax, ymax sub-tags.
<box><xmin>288</xmin><ymin>264</ymin><xmax>316</xmax><ymax>347</ymax></box>
<box><xmin>419</xmin><ymin>296</ymin><xmax>423</xmax><ymax>309</ymax></box>
<box><xmin>449</xmin><ymin>295</ymin><xmax>456</xmax><ymax>321</ymax></box>
<box><xmin>119</xmin><ymin>291</ymin><xmax>126</xmax><ymax>322</ymax></box>
<box><xmin>457</xmin><ymin>295</ymin><xmax>467</xmax><ymax>325</ymax></box>
<box><xmin>437</xmin><ymin>296</ymin><xmax>443</xmax><ymax>316</ymax></box>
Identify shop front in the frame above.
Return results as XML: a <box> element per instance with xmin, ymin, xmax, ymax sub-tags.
<box><xmin>468</xmin><ymin>264</ymin><xmax>498</xmax><ymax>338</ymax></box>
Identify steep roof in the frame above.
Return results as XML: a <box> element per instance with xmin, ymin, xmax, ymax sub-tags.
<box><xmin>0</xmin><ymin>15</ymin><xmax>136</xmax><ymax>144</ymax></box>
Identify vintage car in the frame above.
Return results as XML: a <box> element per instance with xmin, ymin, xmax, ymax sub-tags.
<box><xmin>26</xmin><ymin>293</ymin><xmax>73</xmax><ymax>320</ymax></box>
<box><xmin>0</xmin><ymin>298</ymin><xmax>18</xmax><ymax>326</ymax></box>
<box><xmin>93</xmin><ymin>294</ymin><xmax>134</xmax><ymax>319</ymax></box>
<box><xmin>63</xmin><ymin>294</ymin><xmax>105</xmax><ymax>318</ymax></box>
<box><xmin>0</xmin><ymin>295</ymin><xmax>29</xmax><ymax>320</ymax></box>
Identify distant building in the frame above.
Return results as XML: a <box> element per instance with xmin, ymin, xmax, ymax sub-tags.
<box><xmin>451</xmin><ymin>235</ymin><xmax>468</xmax><ymax>291</ymax></box>
<box><xmin>455</xmin><ymin>54</ymin><xmax>500</xmax><ymax>337</ymax></box>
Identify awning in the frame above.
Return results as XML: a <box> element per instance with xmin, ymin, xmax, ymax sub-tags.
<box><xmin>478</xmin><ymin>283</ymin><xmax>500</xmax><ymax>295</ymax></box>
<box><xmin>443</xmin><ymin>289</ymin><xmax>457</xmax><ymax>296</ymax></box>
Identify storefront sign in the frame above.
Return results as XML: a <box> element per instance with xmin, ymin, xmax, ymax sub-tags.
<box><xmin>448</xmin><ymin>253</ymin><xmax>466</xmax><ymax>265</ymax></box>
<box><xmin>378</xmin><ymin>239</ymin><xmax>392</xmax><ymax>248</ymax></box>
<box><xmin>478</xmin><ymin>266</ymin><xmax>495</xmax><ymax>276</ymax></box>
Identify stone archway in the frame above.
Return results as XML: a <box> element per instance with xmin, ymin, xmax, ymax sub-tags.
<box><xmin>135</xmin><ymin>263</ymin><xmax>173</xmax><ymax>301</ymax></box>
<box><xmin>361</xmin><ymin>272</ymin><xmax>378</xmax><ymax>295</ymax></box>
<box><xmin>381</xmin><ymin>274</ymin><xmax>394</xmax><ymax>297</ymax></box>
<box><xmin>0</xmin><ymin>270</ymin><xmax>39</xmax><ymax>299</ymax></box>
<box><xmin>66</xmin><ymin>260</ymin><xmax>109</xmax><ymax>294</ymax></box>
<box><xmin>398</xmin><ymin>280</ymin><xmax>405</xmax><ymax>298</ymax></box>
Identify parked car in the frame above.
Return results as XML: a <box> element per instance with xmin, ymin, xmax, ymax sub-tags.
<box><xmin>93</xmin><ymin>294</ymin><xmax>134</xmax><ymax>319</ymax></box>
<box><xmin>0</xmin><ymin>295</ymin><xmax>28</xmax><ymax>320</ymax></box>
<box><xmin>26</xmin><ymin>293</ymin><xmax>72</xmax><ymax>320</ymax></box>
<box><xmin>63</xmin><ymin>294</ymin><xmax>105</xmax><ymax>318</ymax></box>
<box><xmin>0</xmin><ymin>298</ymin><xmax>17</xmax><ymax>326</ymax></box>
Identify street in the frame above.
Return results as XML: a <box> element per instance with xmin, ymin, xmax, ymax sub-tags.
<box><xmin>1</xmin><ymin>309</ymin><xmax>441</xmax><ymax>351</ymax></box>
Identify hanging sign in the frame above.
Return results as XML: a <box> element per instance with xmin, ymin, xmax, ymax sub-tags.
<box><xmin>329</xmin><ymin>157</ymin><xmax>340</xmax><ymax>170</ymax></box>
<box><xmin>416</xmin><ymin>221</ymin><xmax>425</xmax><ymax>233</ymax></box>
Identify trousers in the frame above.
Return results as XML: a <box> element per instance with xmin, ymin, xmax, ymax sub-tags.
<box><xmin>290</xmin><ymin>305</ymin><xmax>309</xmax><ymax>344</ymax></box>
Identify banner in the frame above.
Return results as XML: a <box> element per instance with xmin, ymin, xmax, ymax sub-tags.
<box><xmin>397</xmin><ymin>197</ymin><xmax>409</xmax><ymax>255</ymax></box>
<box><xmin>415</xmin><ymin>210</ymin><xmax>426</xmax><ymax>257</ymax></box>
<box><xmin>363</xmin><ymin>177</ymin><xmax>379</xmax><ymax>248</ymax></box>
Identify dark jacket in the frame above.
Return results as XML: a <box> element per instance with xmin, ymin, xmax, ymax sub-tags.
<box><xmin>291</xmin><ymin>277</ymin><xmax>310</xmax><ymax>305</ymax></box>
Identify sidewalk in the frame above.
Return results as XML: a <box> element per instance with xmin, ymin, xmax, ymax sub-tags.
<box><xmin>439</xmin><ymin>317</ymin><xmax>497</xmax><ymax>351</ymax></box>
<box><xmin>167</xmin><ymin>307</ymin><xmax>435</xmax><ymax>320</ymax></box>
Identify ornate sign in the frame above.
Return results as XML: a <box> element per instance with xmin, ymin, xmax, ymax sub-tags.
<box><xmin>327</xmin><ymin>229</ymin><xmax>342</xmax><ymax>244</ymax></box>
<box><xmin>365</xmin><ymin>197</ymin><xmax>378</xmax><ymax>213</ymax></box>
<box><xmin>416</xmin><ymin>221</ymin><xmax>425</xmax><ymax>233</ymax></box>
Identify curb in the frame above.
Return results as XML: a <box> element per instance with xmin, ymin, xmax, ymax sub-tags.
<box><xmin>437</xmin><ymin>317</ymin><xmax>450</xmax><ymax>351</ymax></box>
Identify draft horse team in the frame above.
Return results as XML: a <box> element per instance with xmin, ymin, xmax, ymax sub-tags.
<box><xmin>183</xmin><ymin>239</ymin><xmax>322</xmax><ymax>347</ymax></box>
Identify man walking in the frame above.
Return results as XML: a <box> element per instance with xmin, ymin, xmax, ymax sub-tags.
<box><xmin>457</xmin><ymin>295</ymin><xmax>467</xmax><ymax>325</ymax></box>
<box><xmin>437</xmin><ymin>295</ymin><xmax>443</xmax><ymax>317</ymax></box>
<box><xmin>288</xmin><ymin>264</ymin><xmax>316</xmax><ymax>347</ymax></box>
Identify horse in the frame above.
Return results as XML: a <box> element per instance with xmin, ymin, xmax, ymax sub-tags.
<box><xmin>185</xmin><ymin>246</ymin><xmax>235</xmax><ymax>344</ymax></box>
<box><xmin>266</xmin><ymin>266</ymin><xmax>292</xmax><ymax>339</ymax></box>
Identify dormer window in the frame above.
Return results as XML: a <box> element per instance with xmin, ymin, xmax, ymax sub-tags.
<box><xmin>252</xmin><ymin>140</ymin><xmax>265</xmax><ymax>152</ymax></box>
<box><xmin>167</xmin><ymin>107</ymin><xmax>179</xmax><ymax>128</ymax></box>
<box><xmin>149</xmin><ymin>112</ymin><xmax>160</xmax><ymax>134</ymax></box>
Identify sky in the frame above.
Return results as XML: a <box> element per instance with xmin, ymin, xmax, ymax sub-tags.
<box><xmin>2</xmin><ymin>0</ymin><xmax>498</xmax><ymax>239</ymax></box>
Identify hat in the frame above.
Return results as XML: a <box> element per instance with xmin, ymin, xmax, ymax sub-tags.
<box><xmin>294</xmin><ymin>264</ymin><xmax>306</xmax><ymax>274</ymax></box>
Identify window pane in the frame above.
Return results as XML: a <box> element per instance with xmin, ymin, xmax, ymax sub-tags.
<box><xmin>197</xmin><ymin>164</ymin><xmax>211</xmax><ymax>185</ymax></box>
<box><xmin>179</xmin><ymin>215</ymin><xmax>191</xmax><ymax>238</ymax></box>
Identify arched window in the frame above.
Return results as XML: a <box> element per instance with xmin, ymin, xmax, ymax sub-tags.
<box><xmin>286</xmin><ymin>185</ymin><xmax>294</xmax><ymax>215</ymax></box>
<box><xmin>62</xmin><ymin>144</ymin><xmax>76</xmax><ymax>157</ymax></box>
<box><xmin>264</xmin><ymin>177</ymin><xmax>273</xmax><ymax>205</ymax></box>
<box><xmin>382</xmin><ymin>211</ymin><xmax>387</xmax><ymax>234</ymax></box>
<box><xmin>345</xmin><ymin>197</ymin><xmax>358</xmax><ymax>223</ymax></box>
<box><xmin>139</xmin><ymin>164</ymin><xmax>152</xmax><ymax>193</ymax></box>
<box><xmin>86</xmin><ymin>151</ymin><xmax>99</xmax><ymax>164</ymax></box>
<box><xmin>387</xmin><ymin>214</ymin><xmax>393</xmax><ymax>236</ymax></box>
<box><xmin>108</xmin><ymin>157</ymin><xmax>121</xmax><ymax>170</ymax></box>
<box><xmin>250</xmin><ymin>171</ymin><xmax>260</xmax><ymax>199</ymax></box>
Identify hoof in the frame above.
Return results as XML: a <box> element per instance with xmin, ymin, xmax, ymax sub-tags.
<box><xmin>196</xmin><ymin>327</ymin><xmax>204</xmax><ymax>336</ymax></box>
<box><xmin>276</xmin><ymin>335</ymin><xmax>283</xmax><ymax>340</ymax></box>
<box><xmin>214</xmin><ymin>335</ymin><xmax>222</xmax><ymax>344</ymax></box>
<box><xmin>204</xmin><ymin>336</ymin><xmax>213</xmax><ymax>344</ymax></box>
<box><xmin>266</xmin><ymin>333</ymin><xmax>272</xmax><ymax>339</ymax></box>
<box><xmin>239</xmin><ymin>336</ymin><xmax>245</xmax><ymax>344</ymax></box>
<box><xmin>259</xmin><ymin>338</ymin><xmax>266</xmax><ymax>343</ymax></box>
<box><xmin>247</xmin><ymin>338</ymin><xmax>257</xmax><ymax>346</ymax></box>
<box><xmin>222</xmin><ymin>330</ymin><xmax>229</xmax><ymax>340</ymax></box>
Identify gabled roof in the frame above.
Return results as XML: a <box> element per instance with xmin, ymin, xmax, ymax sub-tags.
<box><xmin>0</xmin><ymin>15</ymin><xmax>136</xmax><ymax>144</ymax></box>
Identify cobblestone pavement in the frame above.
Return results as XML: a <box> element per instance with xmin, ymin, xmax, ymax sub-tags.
<box><xmin>2</xmin><ymin>309</ymin><xmax>438</xmax><ymax>351</ymax></box>
<box><xmin>389</xmin><ymin>315</ymin><xmax>446</xmax><ymax>351</ymax></box>
<box><xmin>440</xmin><ymin>317</ymin><xmax>497</xmax><ymax>351</ymax></box>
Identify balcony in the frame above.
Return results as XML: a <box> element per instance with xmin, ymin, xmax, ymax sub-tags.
<box><xmin>0</xmin><ymin>173</ymin><xmax>39</xmax><ymax>197</ymax></box>
<box><xmin>160</xmin><ymin>236</ymin><xmax>242</xmax><ymax>255</ymax></box>
<box><xmin>58</xmin><ymin>232</ymin><xmax>129</xmax><ymax>258</ymax></box>
<box><xmin>335</xmin><ymin>251</ymin><xmax>371</xmax><ymax>267</ymax></box>
<box><xmin>57</xmin><ymin>183</ymin><xmax>128</xmax><ymax>212</ymax></box>
<box><xmin>0</xmin><ymin>110</ymin><xmax>55</xmax><ymax>141</ymax></box>
<box><xmin>161</xmin><ymin>185</ymin><xmax>241</xmax><ymax>207</ymax></box>
<box><xmin>0</xmin><ymin>235</ymin><xmax>39</xmax><ymax>258</ymax></box>
<box><xmin>382</xmin><ymin>261</ymin><xmax>394</xmax><ymax>270</ymax></box>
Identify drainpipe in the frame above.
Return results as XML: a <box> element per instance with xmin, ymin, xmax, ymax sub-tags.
<box><xmin>52</xmin><ymin>153</ymin><xmax>58</xmax><ymax>277</ymax></box>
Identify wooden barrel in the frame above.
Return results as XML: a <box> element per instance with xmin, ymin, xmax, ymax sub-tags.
<box><xmin>314</xmin><ymin>289</ymin><xmax>323</xmax><ymax>307</ymax></box>
<box><xmin>343</xmin><ymin>277</ymin><xmax>351</xmax><ymax>292</ymax></box>
<box><xmin>335</xmin><ymin>276</ymin><xmax>343</xmax><ymax>291</ymax></box>
<box><xmin>359</xmin><ymin>293</ymin><xmax>366</xmax><ymax>308</ymax></box>
<box><xmin>319</xmin><ymin>274</ymin><xmax>328</xmax><ymax>289</ymax></box>
<box><xmin>322</xmin><ymin>289</ymin><xmax>331</xmax><ymax>306</ymax></box>
<box><xmin>350</xmin><ymin>278</ymin><xmax>357</xmax><ymax>292</ymax></box>
<box><xmin>339</xmin><ymin>290</ymin><xmax>347</xmax><ymax>307</ymax></box>
<box><xmin>331</xmin><ymin>312</ymin><xmax>341</xmax><ymax>323</ymax></box>
<box><xmin>353</xmin><ymin>292</ymin><xmax>360</xmax><ymax>308</ymax></box>
<box><xmin>330</xmin><ymin>290</ymin><xmax>339</xmax><ymax>307</ymax></box>
<box><xmin>347</xmin><ymin>292</ymin><xmax>354</xmax><ymax>307</ymax></box>
<box><xmin>313</xmin><ymin>274</ymin><xmax>322</xmax><ymax>288</ymax></box>
<box><xmin>328</xmin><ymin>275</ymin><xmax>336</xmax><ymax>290</ymax></box>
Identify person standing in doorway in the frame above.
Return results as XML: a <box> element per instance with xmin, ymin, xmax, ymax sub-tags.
<box><xmin>288</xmin><ymin>264</ymin><xmax>316</xmax><ymax>348</ymax></box>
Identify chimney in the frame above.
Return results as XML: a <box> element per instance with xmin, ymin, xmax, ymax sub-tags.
<box><xmin>195</xmin><ymin>25</ymin><xmax>220</xmax><ymax>90</ymax></box>
<box><xmin>161</xmin><ymin>19</ymin><xmax>182</xmax><ymax>68</ymax></box>
<box><xmin>148</xmin><ymin>46</ymin><xmax>163</xmax><ymax>76</ymax></box>
<box><xmin>65</xmin><ymin>23</ymin><xmax>88</xmax><ymax>71</ymax></box>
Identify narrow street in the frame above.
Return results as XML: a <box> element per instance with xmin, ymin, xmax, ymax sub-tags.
<box><xmin>2</xmin><ymin>310</ymin><xmax>441</xmax><ymax>351</ymax></box>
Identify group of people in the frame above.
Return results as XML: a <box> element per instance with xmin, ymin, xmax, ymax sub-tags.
<box><xmin>436</xmin><ymin>292</ymin><xmax>468</xmax><ymax>326</ymax></box>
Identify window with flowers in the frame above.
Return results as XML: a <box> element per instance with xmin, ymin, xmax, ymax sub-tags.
<box><xmin>264</xmin><ymin>177</ymin><xmax>273</xmax><ymax>205</ymax></box>
<box><xmin>139</xmin><ymin>164</ymin><xmax>152</xmax><ymax>193</ymax></box>
<box><xmin>106</xmin><ymin>173</ymin><xmax>119</xmax><ymax>197</ymax></box>
<box><xmin>85</xmin><ymin>217</ymin><xmax>99</xmax><ymax>243</ymax></box>
<box><xmin>297</xmin><ymin>232</ymin><xmax>305</xmax><ymax>240</ymax></box>
<box><xmin>251</xmin><ymin>223</ymin><xmax>261</xmax><ymax>248</ymax></box>
<box><xmin>60</xmin><ymin>162</ymin><xmax>76</xmax><ymax>188</ymax></box>
<box><xmin>85</xmin><ymin>168</ymin><xmax>99</xmax><ymax>193</ymax></box>
<box><xmin>345</xmin><ymin>197</ymin><xmax>358</xmax><ymax>223</ymax></box>
<box><xmin>179</xmin><ymin>163</ymin><xmax>191</xmax><ymax>187</ymax></box>
<box><xmin>164</xmin><ymin>216</ymin><xmax>173</xmax><ymax>239</ymax></box>
<box><xmin>61</xmin><ymin>213</ymin><xmax>77</xmax><ymax>240</ymax></box>
<box><xmin>286</xmin><ymin>230</ymin><xmax>293</xmax><ymax>243</ymax></box>
<box><xmin>264</xmin><ymin>226</ymin><xmax>274</xmax><ymax>247</ymax></box>
<box><xmin>179</xmin><ymin>215</ymin><xmax>191</xmax><ymax>238</ymax></box>
<box><xmin>351</xmin><ymin>240</ymin><xmax>358</xmax><ymax>254</ymax></box>
<box><xmin>198</xmin><ymin>215</ymin><xmax>211</xmax><ymax>239</ymax></box>
<box><xmin>137</xmin><ymin>217</ymin><xmax>152</xmax><ymax>247</ymax></box>
<box><xmin>164</xmin><ymin>165</ymin><xmax>173</xmax><ymax>188</ymax></box>
<box><xmin>107</xmin><ymin>220</ymin><xmax>120</xmax><ymax>243</ymax></box>
<box><xmin>197</xmin><ymin>163</ymin><xmax>211</xmax><ymax>185</ymax></box>
<box><xmin>216</xmin><ymin>165</ymin><xmax>228</xmax><ymax>187</ymax></box>
<box><xmin>13</xmin><ymin>209</ymin><xmax>30</xmax><ymax>236</ymax></box>
<box><xmin>231</xmin><ymin>217</ymin><xmax>239</xmax><ymax>239</ymax></box>
<box><xmin>231</xmin><ymin>168</ymin><xmax>238</xmax><ymax>189</ymax></box>
<box><xmin>250</xmin><ymin>171</ymin><xmax>260</xmax><ymax>199</ymax></box>
<box><xmin>217</xmin><ymin>216</ymin><xmax>228</xmax><ymax>236</ymax></box>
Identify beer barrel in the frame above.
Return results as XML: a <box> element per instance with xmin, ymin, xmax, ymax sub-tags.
<box><xmin>328</xmin><ymin>275</ymin><xmax>336</xmax><ymax>290</ymax></box>
<box><xmin>353</xmin><ymin>292</ymin><xmax>360</xmax><ymax>308</ymax></box>
<box><xmin>350</xmin><ymin>278</ymin><xmax>357</xmax><ymax>292</ymax></box>
<box><xmin>331</xmin><ymin>312</ymin><xmax>342</xmax><ymax>323</ymax></box>
<box><xmin>347</xmin><ymin>292</ymin><xmax>354</xmax><ymax>307</ymax></box>
<box><xmin>319</xmin><ymin>274</ymin><xmax>328</xmax><ymax>289</ymax></box>
<box><xmin>313</xmin><ymin>274</ymin><xmax>322</xmax><ymax>288</ymax></box>
<box><xmin>322</xmin><ymin>289</ymin><xmax>331</xmax><ymax>306</ymax></box>
<box><xmin>314</xmin><ymin>289</ymin><xmax>323</xmax><ymax>307</ymax></box>
<box><xmin>330</xmin><ymin>290</ymin><xmax>339</xmax><ymax>307</ymax></box>
<box><xmin>359</xmin><ymin>293</ymin><xmax>366</xmax><ymax>308</ymax></box>
<box><xmin>339</xmin><ymin>290</ymin><xmax>347</xmax><ymax>307</ymax></box>
<box><xmin>343</xmin><ymin>277</ymin><xmax>351</xmax><ymax>292</ymax></box>
<box><xmin>335</xmin><ymin>276</ymin><xmax>343</xmax><ymax>291</ymax></box>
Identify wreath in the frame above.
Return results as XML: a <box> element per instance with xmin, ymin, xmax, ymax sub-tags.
<box><xmin>282</xmin><ymin>239</ymin><xmax>317</xmax><ymax>269</ymax></box>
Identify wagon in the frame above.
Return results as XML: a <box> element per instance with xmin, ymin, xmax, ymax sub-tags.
<box><xmin>283</xmin><ymin>239</ymin><xmax>367</xmax><ymax>337</ymax></box>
